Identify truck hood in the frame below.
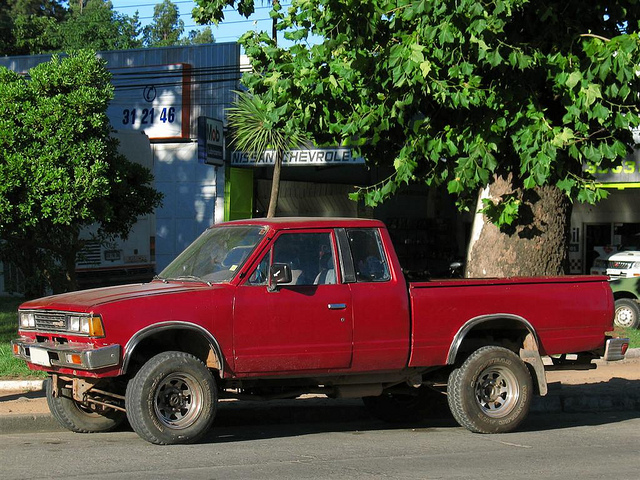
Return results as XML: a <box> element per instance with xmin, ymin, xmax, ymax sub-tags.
<box><xmin>19</xmin><ymin>281</ymin><xmax>217</xmax><ymax>312</ymax></box>
<box><xmin>608</xmin><ymin>251</ymin><xmax>640</xmax><ymax>262</ymax></box>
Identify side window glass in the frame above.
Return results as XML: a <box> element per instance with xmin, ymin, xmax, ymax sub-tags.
<box><xmin>246</xmin><ymin>252</ymin><xmax>270</xmax><ymax>286</ymax></box>
<box><xmin>273</xmin><ymin>232</ymin><xmax>336</xmax><ymax>286</ymax></box>
<box><xmin>347</xmin><ymin>229</ymin><xmax>391</xmax><ymax>282</ymax></box>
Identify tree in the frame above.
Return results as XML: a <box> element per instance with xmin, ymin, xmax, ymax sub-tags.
<box><xmin>3</xmin><ymin>0</ymin><xmax>65</xmax><ymax>55</ymax></box>
<box><xmin>0</xmin><ymin>50</ymin><xmax>163</xmax><ymax>297</ymax></box>
<box><xmin>227</xmin><ymin>92</ymin><xmax>309</xmax><ymax>217</ymax></box>
<box><xmin>60</xmin><ymin>0</ymin><xmax>143</xmax><ymax>51</ymax></box>
<box><xmin>187</xmin><ymin>26</ymin><xmax>215</xmax><ymax>45</ymax></box>
<box><xmin>194</xmin><ymin>0</ymin><xmax>640</xmax><ymax>276</ymax></box>
<box><xmin>0</xmin><ymin>1</ymin><xmax>143</xmax><ymax>56</ymax></box>
<box><xmin>143</xmin><ymin>0</ymin><xmax>185</xmax><ymax>47</ymax></box>
<box><xmin>194</xmin><ymin>1</ymin><xmax>291</xmax><ymax>217</ymax></box>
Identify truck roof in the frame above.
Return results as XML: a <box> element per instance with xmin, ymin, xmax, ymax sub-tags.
<box><xmin>218</xmin><ymin>217</ymin><xmax>386</xmax><ymax>230</ymax></box>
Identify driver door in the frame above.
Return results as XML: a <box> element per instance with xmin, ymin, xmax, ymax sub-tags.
<box><xmin>232</xmin><ymin>229</ymin><xmax>353</xmax><ymax>373</ymax></box>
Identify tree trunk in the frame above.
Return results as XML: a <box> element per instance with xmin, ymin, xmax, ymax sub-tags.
<box><xmin>465</xmin><ymin>173</ymin><xmax>572</xmax><ymax>277</ymax></box>
<box><xmin>266</xmin><ymin>149</ymin><xmax>282</xmax><ymax>218</ymax></box>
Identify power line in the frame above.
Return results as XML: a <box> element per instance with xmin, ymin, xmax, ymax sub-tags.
<box><xmin>111</xmin><ymin>1</ymin><xmax>195</xmax><ymax>8</ymax></box>
<box><xmin>111</xmin><ymin>2</ymin><xmax>290</xmax><ymax>11</ymax></box>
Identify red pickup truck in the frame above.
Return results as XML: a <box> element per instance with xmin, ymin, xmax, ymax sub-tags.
<box><xmin>12</xmin><ymin>218</ymin><xmax>628</xmax><ymax>444</ymax></box>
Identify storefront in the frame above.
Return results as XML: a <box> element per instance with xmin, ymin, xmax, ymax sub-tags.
<box><xmin>227</xmin><ymin>148</ymin><xmax>472</xmax><ymax>278</ymax></box>
<box><xmin>569</xmin><ymin>149</ymin><xmax>640</xmax><ymax>274</ymax></box>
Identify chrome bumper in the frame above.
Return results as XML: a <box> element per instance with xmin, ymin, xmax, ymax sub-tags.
<box><xmin>12</xmin><ymin>337</ymin><xmax>120</xmax><ymax>370</ymax></box>
<box><xmin>603</xmin><ymin>337</ymin><xmax>630</xmax><ymax>362</ymax></box>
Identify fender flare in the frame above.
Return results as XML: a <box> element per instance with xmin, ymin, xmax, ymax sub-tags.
<box><xmin>446</xmin><ymin>313</ymin><xmax>540</xmax><ymax>365</ymax></box>
<box><xmin>446</xmin><ymin>313</ymin><xmax>547</xmax><ymax>395</ymax></box>
<box><xmin>122</xmin><ymin>321</ymin><xmax>225</xmax><ymax>377</ymax></box>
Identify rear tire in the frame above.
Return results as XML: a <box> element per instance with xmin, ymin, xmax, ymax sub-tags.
<box><xmin>125</xmin><ymin>351</ymin><xmax>217</xmax><ymax>445</ymax></box>
<box><xmin>614</xmin><ymin>298</ymin><xmax>640</xmax><ymax>329</ymax></box>
<box><xmin>46</xmin><ymin>378</ymin><xmax>125</xmax><ymax>433</ymax></box>
<box><xmin>447</xmin><ymin>346</ymin><xmax>532</xmax><ymax>434</ymax></box>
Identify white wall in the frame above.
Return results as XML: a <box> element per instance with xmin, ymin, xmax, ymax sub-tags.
<box><xmin>153</xmin><ymin>142</ymin><xmax>221</xmax><ymax>272</ymax></box>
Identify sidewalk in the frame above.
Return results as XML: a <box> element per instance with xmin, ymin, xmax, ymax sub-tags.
<box><xmin>1</xmin><ymin>351</ymin><xmax>639</xmax><ymax>434</ymax></box>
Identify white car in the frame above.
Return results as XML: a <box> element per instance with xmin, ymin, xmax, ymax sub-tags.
<box><xmin>590</xmin><ymin>248</ymin><xmax>640</xmax><ymax>279</ymax></box>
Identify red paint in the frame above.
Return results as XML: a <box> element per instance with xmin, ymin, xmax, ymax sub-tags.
<box><xmin>15</xmin><ymin>218</ymin><xmax>616</xmax><ymax>382</ymax></box>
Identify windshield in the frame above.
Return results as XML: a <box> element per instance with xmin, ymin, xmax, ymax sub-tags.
<box><xmin>158</xmin><ymin>225</ymin><xmax>266</xmax><ymax>283</ymax></box>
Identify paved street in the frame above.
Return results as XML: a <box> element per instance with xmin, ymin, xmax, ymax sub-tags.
<box><xmin>1</xmin><ymin>411</ymin><xmax>640</xmax><ymax>479</ymax></box>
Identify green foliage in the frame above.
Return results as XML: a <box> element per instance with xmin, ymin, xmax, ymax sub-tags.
<box><xmin>0</xmin><ymin>297</ymin><xmax>46</xmax><ymax>378</ymax></box>
<box><xmin>0</xmin><ymin>51</ymin><xmax>163</xmax><ymax>297</ymax></box>
<box><xmin>481</xmin><ymin>195</ymin><xmax>521</xmax><ymax>228</ymax></box>
<box><xmin>227</xmin><ymin>91</ymin><xmax>309</xmax><ymax>159</ymax></box>
<box><xmin>143</xmin><ymin>0</ymin><xmax>185</xmax><ymax>47</ymax></box>
<box><xmin>195</xmin><ymin>0</ymin><xmax>640</xmax><ymax>227</ymax></box>
<box><xmin>0</xmin><ymin>0</ymin><xmax>143</xmax><ymax>55</ymax></box>
<box><xmin>188</xmin><ymin>26</ymin><xmax>216</xmax><ymax>45</ymax></box>
<box><xmin>60</xmin><ymin>0</ymin><xmax>143</xmax><ymax>51</ymax></box>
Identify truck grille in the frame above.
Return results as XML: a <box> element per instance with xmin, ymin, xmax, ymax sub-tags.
<box><xmin>34</xmin><ymin>312</ymin><xmax>68</xmax><ymax>332</ymax></box>
<box><xmin>607</xmin><ymin>261</ymin><xmax>633</xmax><ymax>269</ymax></box>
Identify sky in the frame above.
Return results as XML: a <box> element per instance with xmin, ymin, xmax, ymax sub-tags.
<box><xmin>109</xmin><ymin>0</ymin><xmax>292</xmax><ymax>45</ymax></box>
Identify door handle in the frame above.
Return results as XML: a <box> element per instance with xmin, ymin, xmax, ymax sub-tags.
<box><xmin>328</xmin><ymin>303</ymin><xmax>347</xmax><ymax>310</ymax></box>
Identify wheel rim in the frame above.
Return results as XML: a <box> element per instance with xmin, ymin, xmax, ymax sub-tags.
<box><xmin>474</xmin><ymin>365</ymin><xmax>520</xmax><ymax>418</ymax></box>
<box><xmin>154</xmin><ymin>373</ymin><xmax>203</xmax><ymax>429</ymax></box>
<box><xmin>615</xmin><ymin>305</ymin><xmax>636</xmax><ymax>328</ymax></box>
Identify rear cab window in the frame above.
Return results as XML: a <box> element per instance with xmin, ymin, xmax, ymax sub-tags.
<box><xmin>346</xmin><ymin>228</ymin><xmax>391</xmax><ymax>282</ymax></box>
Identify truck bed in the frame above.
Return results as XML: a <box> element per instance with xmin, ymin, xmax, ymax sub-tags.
<box><xmin>408</xmin><ymin>276</ymin><xmax>613</xmax><ymax>367</ymax></box>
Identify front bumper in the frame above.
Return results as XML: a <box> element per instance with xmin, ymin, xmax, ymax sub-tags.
<box><xmin>12</xmin><ymin>337</ymin><xmax>120</xmax><ymax>371</ymax></box>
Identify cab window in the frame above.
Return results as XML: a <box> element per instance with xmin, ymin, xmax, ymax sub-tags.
<box><xmin>246</xmin><ymin>232</ymin><xmax>337</xmax><ymax>286</ymax></box>
<box><xmin>346</xmin><ymin>229</ymin><xmax>391</xmax><ymax>282</ymax></box>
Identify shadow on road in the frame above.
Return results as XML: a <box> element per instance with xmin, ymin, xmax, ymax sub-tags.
<box><xmin>196</xmin><ymin>383</ymin><xmax>640</xmax><ymax>444</ymax></box>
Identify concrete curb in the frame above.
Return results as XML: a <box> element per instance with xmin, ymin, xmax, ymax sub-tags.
<box><xmin>0</xmin><ymin>414</ymin><xmax>63</xmax><ymax>434</ymax></box>
<box><xmin>0</xmin><ymin>379</ymin><xmax>44</xmax><ymax>392</ymax></box>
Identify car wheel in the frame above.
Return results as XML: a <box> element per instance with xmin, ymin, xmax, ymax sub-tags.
<box><xmin>614</xmin><ymin>298</ymin><xmax>640</xmax><ymax>329</ymax></box>
<box><xmin>46</xmin><ymin>377</ymin><xmax>126</xmax><ymax>433</ymax></box>
<box><xmin>447</xmin><ymin>346</ymin><xmax>532</xmax><ymax>434</ymax></box>
<box><xmin>125</xmin><ymin>351</ymin><xmax>217</xmax><ymax>445</ymax></box>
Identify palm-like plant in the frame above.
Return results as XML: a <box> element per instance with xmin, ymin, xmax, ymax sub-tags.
<box><xmin>227</xmin><ymin>91</ymin><xmax>308</xmax><ymax>217</ymax></box>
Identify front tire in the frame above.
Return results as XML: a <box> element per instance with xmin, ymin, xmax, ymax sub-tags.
<box><xmin>447</xmin><ymin>346</ymin><xmax>532</xmax><ymax>434</ymax></box>
<box><xmin>46</xmin><ymin>378</ymin><xmax>126</xmax><ymax>433</ymax></box>
<box><xmin>614</xmin><ymin>298</ymin><xmax>640</xmax><ymax>329</ymax></box>
<box><xmin>125</xmin><ymin>351</ymin><xmax>217</xmax><ymax>445</ymax></box>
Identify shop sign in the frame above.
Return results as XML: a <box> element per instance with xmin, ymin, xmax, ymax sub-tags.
<box><xmin>106</xmin><ymin>64</ymin><xmax>191</xmax><ymax>140</ymax></box>
<box><xmin>586</xmin><ymin>152</ymin><xmax>640</xmax><ymax>187</ymax></box>
<box><xmin>198</xmin><ymin>117</ymin><xmax>224</xmax><ymax>166</ymax></box>
<box><xmin>231</xmin><ymin>148</ymin><xmax>364</xmax><ymax>166</ymax></box>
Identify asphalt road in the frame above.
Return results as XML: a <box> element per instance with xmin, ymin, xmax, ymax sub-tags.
<box><xmin>1</xmin><ymin>411</ymin><xmax>640</xmax><ymax>480</ymax></box>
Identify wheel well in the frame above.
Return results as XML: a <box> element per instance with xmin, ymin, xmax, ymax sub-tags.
<box><xmin>124</xmin><ymin>328</ymin><xmax>222</xmax><ymax>378</ymax></box>
<box><xmin>613</xmin><ymin>291</ymin><xmax>640</xmax><ymax>301</ymax></box>
<box><xmin>448</xmin><ymin>316</ymin><xmax>546</xmax><ymax>395</ymax></box>
<box><xmin>450</xmin><ymin>317</ymin><xmax>533</xmax><ymax>364</ymax></box>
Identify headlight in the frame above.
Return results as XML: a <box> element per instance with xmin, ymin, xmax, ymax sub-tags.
<box><xmin>68</xmin><ymin>315</ymin><xmax>81</xmax><ymax>332</ymax></box>
<box><xmin>18</xmin><ymin>310</ymin><xmax>105</xmax><ymax>337</ymax></box>
<box><xmin>632</xmin><ymin>262</ymin><xmax>640</xmax><ymax>269</ymax></box>
<box><xmin>68</xmin><ymin>314</ymin><xmax>105</xmax><ymax>337</ymax></box>
<box><xmin>19</xmin><ymin>312</ymin><xmax>35</xmax><ymax>329</ymax></box>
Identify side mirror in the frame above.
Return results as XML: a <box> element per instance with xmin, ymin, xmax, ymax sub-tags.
<box><xmin>268</xmin><ymin>263</ymin><xmax>292</xmax><ymax>291</ymax></box>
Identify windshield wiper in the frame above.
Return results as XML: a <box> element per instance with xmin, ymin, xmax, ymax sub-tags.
<box><xmin>169</xmin><ymin>275</ymin><xmax>212</xmax><ymax>286</ymax></box>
